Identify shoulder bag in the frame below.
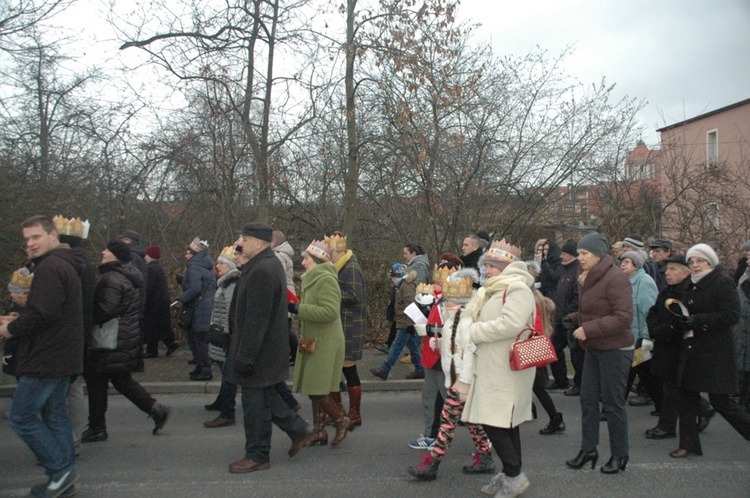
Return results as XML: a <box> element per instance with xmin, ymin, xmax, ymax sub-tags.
<box><xmin>92</xmin><ymin>317</ymin><xmax>120</xmax><ymax>350</ymax></box>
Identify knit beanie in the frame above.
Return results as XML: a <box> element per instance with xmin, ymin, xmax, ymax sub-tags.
<box><xmin>686</xmin><ymin>243</ymin><xmax>719</xmax><ymax>267</ymax></box>
<box><xmin>107</xmin><ymin>240</ymin><xmax>132</xmax><ymax>262</ymax></box>
<box><xmin>146</xmin><ymin>245</ymin><xmax>161</xmax><ymax>259</ymax></box>
<box><xmin>561</xmin><ymin>239</ymin><xmax>578</xmax><ymax>257</ymax></box>
<box><xmin>577</xmin><ymin>232</ymin><xmax>609</xmax><ymax>258</ymax></box>
<box><xmin>741</xmin><ymin>240</ymin><xmax>750</xmax><ymax>252</ymax></box>
<box><xmin>620</xmin><ymin>250</ymin><xmax>646</xmax><ymax>270</ymax></box>
<box><xmin>622</xmin><ymin>235</ymin><xmax>645</xmax><ymax>250</ymax></box>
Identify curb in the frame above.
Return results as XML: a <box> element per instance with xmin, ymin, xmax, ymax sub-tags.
<box><xmin>0</xmin><ymin>380</ymin><xmax>423</xmax><ymax>398</ymax></box>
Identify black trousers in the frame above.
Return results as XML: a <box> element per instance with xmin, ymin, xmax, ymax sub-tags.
<box><xmin>84</xmin><ymin>371</ymin><xmax>156</xmax><ymax>430</ymax></box>
<box><xmin>678</xmin><ymin>389</ymin><xmax>750</xmax><ymax>453</ymax></box>
<box><xmin>626</xmin><ymin>361</ymin><xmax>661</xmax><ymax>409</ymax></box>
<box><xmin>241</xmin><ymin>385</ymin><xmax>308</xmax><ymax>462</ymax></box>
<box><xmin>483</xmin><ymin>425</ymin><xmax>522</xmax><ymax>477</ymax></box>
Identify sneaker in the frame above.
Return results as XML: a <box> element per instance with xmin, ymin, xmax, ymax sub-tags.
<box><xmin>37</xmin><ymin>469</ymin><xmax>77</xmax><ymax>498</ymax></box>
<box><xmin>481</xmin><ymin>472</ymin><xmax>506</xmax><ymax>496</ymax></box>
<box><xmin>498</xmin><ymin>471</ymin><xmax>530</xmax><ymax>497</ymax></box>
<box><xmin>31</xmin><ymin>482</ymin><xmax>77</xmax><ymax>498</ymax></box>
<box><xmin>408</xmin><ymin>434</ymin><xmax>436</xmax><ymax>450</ymax></box>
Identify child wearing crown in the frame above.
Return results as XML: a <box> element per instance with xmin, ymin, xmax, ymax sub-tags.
<box><xmin>2</xmin><ymin>268</ymin><xmax>33</xmax><ymax>377</ymax></box>
<box><xmin>408</xmin><ymin>267</ymin><xmax>495</xmax><ymax>480</ymax></box>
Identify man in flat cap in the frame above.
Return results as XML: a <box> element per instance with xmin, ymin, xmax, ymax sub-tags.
<box><xmin>224</xmin><ymin>222</ymin><xmax>309</xmax><ymax>473</ymax></box>
<box><xmin>649</xmin><ymin>239</ymin><xmax>673</xmax><ymax>292</ymax></box>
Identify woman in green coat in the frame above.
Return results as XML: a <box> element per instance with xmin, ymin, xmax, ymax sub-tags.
<box><xmin>291</xmin><ymin>240</ymin><xmax>351</xmax><ymax>446</ymax></box>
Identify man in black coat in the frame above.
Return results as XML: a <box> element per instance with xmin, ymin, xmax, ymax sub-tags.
<box><xmin>224</xmin><ymin>222</ymin><xmax>309</xmax><ymax>473</ymax></box>
<box><xmin>1</xmin><ymin>216</ymin><xmax>84</xmax><ymax>497</ymax></box>
<box><xmin>538</xmin><ymin>239</ymin><xmax>564</xmax><ymax>299</ymax></box>
<box><xmin>547</xmin><ymin>239</ymin><xmax>583</xmax><ymax>393</ymax></box>
<box><xmin>460</xmin><ymin>234</ymin><xmax>483</xmax><ymax>270</ymax></box>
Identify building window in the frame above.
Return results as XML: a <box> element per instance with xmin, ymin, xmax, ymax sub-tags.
<box><xmin>708</xmin><ymin>202</ymin><xmax>720</xmax><ymax>231</ymax></box>
<box><xmin>707</xmin><ymin>130</ymin><xmax>719</xmax><ymax>168</ymax></box>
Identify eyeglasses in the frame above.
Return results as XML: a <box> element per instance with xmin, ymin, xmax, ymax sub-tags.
<box><xmin>687</xmin><ymin>258</ymin><xmax>709</xmax><ymax>266</ymax></box>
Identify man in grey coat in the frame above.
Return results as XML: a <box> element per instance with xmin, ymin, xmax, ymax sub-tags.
<box><xmin>224</xmin><ymin>222</ymin><xmax>309</xmax><ymax>473</ymax></box>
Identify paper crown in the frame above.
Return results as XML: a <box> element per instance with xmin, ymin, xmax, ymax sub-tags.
<box><xmin>53</xmin><ymin>215</ymin><xmax>90</xmax><ymax>239</ymax></box>
<box><xmin>8</xmin><ymin>268</ymin><xmax>33</xmax><ymax>292</ymax></box>
<box><xmin>442</xmin><ymin>268</ymin><xmax>479</xmax><ymax>302</ymax></box>
<box><xmin>189</xmin><ymin>237</ymin><xmax>209</xmax><ymax>253</ymax></box>
<box><xmin>485</xmin><ymin>239</ymin><xmax>522</xmax><ymax>266</ymax></box>
<box><xmin>416</xmin><ymin>283</ymin><xmax>435</xmax><ymax>295</ymax></box>
<box><xmin>325</xmin><ymin>233</ymin><xmax>347</xmax><ymax>252</ymax></box>
<box><xmin>305</xmin><ymin>240</ymin><xmax>332</xmax><ymax>262</ymax></box>
<box><xmin>219</xmin><ymin>245</ymin><xmax>236</xmax><ymax>260</ymax></box>
<box><xmin>433</xmin><ymin>265</ymin><xmax>457</xmax><ymax>286</ymax></box>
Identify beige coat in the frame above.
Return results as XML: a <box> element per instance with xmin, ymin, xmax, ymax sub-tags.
<box><xmin>461</xmin><ymin>261</ymin><xmax>536</xmax><ymax>428</ymax></box>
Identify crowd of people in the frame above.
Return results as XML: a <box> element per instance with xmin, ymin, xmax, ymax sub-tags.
<box><xmin>2</xmin><ymin>215</ymin><xmax>750</xmax><ymax>497</ymax></box>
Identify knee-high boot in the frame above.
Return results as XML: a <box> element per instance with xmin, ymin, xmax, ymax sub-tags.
<box><xmin>303</xmin><ymin>398</ymin><xmax>328</xmax><ymax>447</ymax></box>
<box><xmin>320</xmin><ymin>394</ymin><xmax>352</xmax><ymax>446</ymax></box>
<box><xmin>325</xmin><ymin>391</ymin><xmax>345</xmax><ymax>426</ymax></box>
<box><xmin>347</xmin><ymin>385</ymin><xmax>362</xmax><ymax>429</ymax></box>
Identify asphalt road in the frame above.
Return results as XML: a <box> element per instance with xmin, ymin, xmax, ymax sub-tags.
<box><xmin>1</xmin><ymin>391</ymin><xmax>749</xmax><ymax>497</ymax></box>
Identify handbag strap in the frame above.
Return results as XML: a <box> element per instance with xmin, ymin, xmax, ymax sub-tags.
<box><xmin>187</xmin><ymin>273</ymin><xmax>212</xmax><ymax>307</ymax></box>
<box><xmin>514</xmin><ymin>326</ymin><xmax>539</xmax><ymax>342</ymax></box>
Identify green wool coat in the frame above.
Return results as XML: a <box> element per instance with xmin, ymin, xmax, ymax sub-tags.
<box><xmin>293</xmin><ymin>262</ymin><xmax>345</xmax><ymax>395</ymax></box>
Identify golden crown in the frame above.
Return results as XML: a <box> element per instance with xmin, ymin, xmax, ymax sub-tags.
<box><xmin>9</xmin><ymin>268</ymin><xmax>33</xmax><ymax>290</ymax></box>
<box><xmin>433</xmin><ymin>265</ymin><xmax>457</xmax><ymax>286</ymax></box>
<box><xmin>325</xmin><ymin>233</ymin><xmax>347</xmax><ymax>252</ymax></box>
<box><xmin>442</xmin><ymin>268</ymin><xmax>478</xmax><ymax>302</ymax></box>
<box><xmin>416</xmin><ymin>283</ymin><xmax>435</xmax><ymax>295</ymax></box>
<box><xmin>485</xmin><ymin>239</ymin><xmax>522</xmax><ymax>265</ymax></box>
<box><xmin>219</xmin><ymin>245</ymin><xmax>235</xmax><ymax>260</ymax></box>
<box><xmin>305</xmin><ymin>240</ymin><xmax>332</xmax><ymax>262</ymax></box>
<box><xmin>53</xmin><ymin>215</ymin><xmax>90</xmax><ymax>239</ymax></box>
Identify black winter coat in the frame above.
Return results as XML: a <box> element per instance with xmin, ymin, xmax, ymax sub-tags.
<box><xmin>461</xmin><ymin>248</ymin><xmax>482</xmax><ymax>271</ymax></box>
<box><xmin>676</xmin><ymin>265</ymin><xmax>740</xmax><ymax>393</ymax></box>
<box><xmin>552</xmin><ymin>259</ymin><xmax>579</xmax><ymax>325</ymax></box>
<box><xmin>647</xmin><ymin>279</ymin><xmax>688</xmax><ymax>381</ymax></box>
<box><xmin>142</xmin><ymin>260</ymin><xmax>172</xmax><ymax>343</ymax></box>
<box><xmin>539</xmin><ymin>239</ymin><xmax>564</xmax><ymax>299</ymax></box>
<box><xmin>85</xmin><ymin>261</ymin><xmax>144</xmax><ymax>374</ymax></box>
<box><xmin>8</xmin><ymin>246</ymin><xmax>85</xmax><ymax>378</ymax></box>
<box><xmin>225</xmin><ymin>247</ymin><xmax>289</xmax><ymax>388</ymax></box>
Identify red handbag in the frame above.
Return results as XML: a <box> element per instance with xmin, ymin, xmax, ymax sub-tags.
<box><xmin>509</xmin><ymin>327</ymin><xmax>558</xmax><ymax>371</ymax></box>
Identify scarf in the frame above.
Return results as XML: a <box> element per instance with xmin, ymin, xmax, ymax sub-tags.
<box><xmin>690</xmin><ymin>268</ymin><xmax>713</xmax><ymax>284</ymax></box>
<box><xmin>334</xmin><ymin>250</ymin><xmax>353</xmax><ymax>272</ymax></box>
<box><xmin>465</xmin><ymin>272</ymin><xmax>528</xmax><ymax>321</ymax></box>
<box><xmin>577</xmin><ymin>269</ymin><xmax>589</xmax><ymax>288</ymax></box>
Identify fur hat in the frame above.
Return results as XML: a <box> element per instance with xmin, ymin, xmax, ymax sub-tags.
<box><xmin>686</xmin><ymin>243</ymin><xmax>719</xmax><ymax>267</ymax></box>
<box><xmin>578</xmin><ymin>232</ymin><xmax>609</xmax><ymax>258</ymax></box>
<box><xmin>620</xmin><ymin>250</ymin><xmax>646</xmax><ymax>270</ymax></box>
<box><xmin>107</xmin><ymin>240</ymin><xmax>132</xmax><ymax>262</ymax></box>
<box><xmin>146</xmin><ymin>245</ymin><xmax>161</xmax><ymax>259</ymax></box>
<box><xmin>561</xmin><ymin>239</ymin><xmax>578</xmax><ymax>257</ymax></box>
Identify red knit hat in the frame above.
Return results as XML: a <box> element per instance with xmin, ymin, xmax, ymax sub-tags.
<box><xmin>146</xmin><ymin>245</ymin><xmax>161</xmax><ymax>259</ymax></box>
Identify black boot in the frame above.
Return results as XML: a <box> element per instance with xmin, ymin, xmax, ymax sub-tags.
<box><xmin>600</xmin><ymin>455</ymin><xmax>628</xmax><ymax>474</ymax></box>
<box><xmin>462</xmin><ymin>450</ymin><xmax>495</xmax><ymax>474</ymax></box>
<box><xmin>540</xmin><ymin>413</ymin><xmax>566</xmax><ymax>435</ymax></box>
<box><xmin>566</xmin><ymin>449</ymin><xmax>598</xmax><ymax>469</ymax></box>
<box><xmin>151</xmin><ymin>403</ymin><xmax>172</xmax><ymax>435</ymax></box>
<box><xmin>408</xmin><ymin>453</ymin><xmax>441</xmax><ymax>481</ymax></box>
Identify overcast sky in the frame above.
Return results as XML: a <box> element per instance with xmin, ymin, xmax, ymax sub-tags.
<box><xmin>458</xmin><ymin>0</ymin><xmax>750</xmax><ymax>147</ymax></box>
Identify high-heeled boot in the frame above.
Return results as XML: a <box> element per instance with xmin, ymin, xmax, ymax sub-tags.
<box><xmin>566</xmin><ymin>448</ymin><xmax>598</xmax><ymax>469</ymax></box>
<box><xmin>600</xmin><ymin>455</ymin><xmax>628</xmax><ymax>474</ymax></box>
<box><xmin>347</xmin><ymin>385</ymin><xmax>362</xmax><ymax>429</ymax></box>
<box><xmin>320</xmin><ymin>395</ymin><xmax>352</xmax><ymax>446</ymax></box>
<box><xmin>302</xmin><ymin>398</ymin><xmax>328</xmax><ymax>447</ymax></box>
<box><xmin>325</xmin><ymin>391</ymin><xmax>345</xmax><ymax>426</ymax></box>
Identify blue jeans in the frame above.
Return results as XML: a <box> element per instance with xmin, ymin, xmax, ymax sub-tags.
<box><xmin>9</xmin><ymin>376</ymin><xmax>75</xmax><ymax>479</ymax></box>
<box><xmin>380</xmin><ymin>328</ymin><xmax>423</xmax><ymax>374</ymax></box>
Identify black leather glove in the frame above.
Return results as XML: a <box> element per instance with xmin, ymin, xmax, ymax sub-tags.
<box><xmin>561</xmin><ymin>316</ymin><xmax>576</xmax><ymax>332</ymax></box>
<box><xmin>673</xmin><ymin>315</ymin><xmax>694</xmax><ymax>332</ymax></box>
<box><xmin>288</xmin><ymin>303</ymin><xmax>298</xmax><ymax>314</ymax></box>
<box><xmin>635</xmin><ymin>337</ymin><xmax>643</xmax><ymax>349</ymax></box>
<box><xmin>236</xmin><ymin>361</ymin><xmax>254</xmax><ymax>377</ymax></box>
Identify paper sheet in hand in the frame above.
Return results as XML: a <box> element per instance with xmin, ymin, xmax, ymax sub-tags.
<box><xmin>404</xmin><ymin>303</ymin><xmax>428</xmax><ymax>325</ymax></box>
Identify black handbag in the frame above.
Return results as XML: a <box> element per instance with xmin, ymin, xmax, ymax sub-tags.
<box><xmin>208</xmin><ymin>323</ymin><xmax>225</xmax><ymax>348</ymax></box>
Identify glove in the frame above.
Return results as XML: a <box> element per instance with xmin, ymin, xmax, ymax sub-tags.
<box><xmin>642</xmin><ymin>338</ymin><xmax>654</xmax><ymax>353</ymax></box>
<box><xmin>414</xmin><ymin>324</ymin><xmax>427</xmax><ymax>337</ymax></box>
<box><xmin>288</xmin><ymin>303</ymin><xmax>298</xmax><ymax>314</ymax></box>
<box><xmin>429</xmin><ymin>337</ymin><xmax>438</xmax><ymax>350</ymax></box>
<box><xmin>635</xmin><ymin>337</ymin><xmax>643</xmax><ymax>349</ymax></box>
<box><xmin>561</xmin><ymin>316</ymin><xmax>576</xmax><ymax>332</ymax></box>
<box><xmin>175</xmin><ymin>273</ymin><xmax>184</xmax><ymax>285</ymax></box>
<box><xmin>236</xmin><ymin>361</ymin><xmax>254</xmax><ymax>377</ymax></box>
<box><xmin>673</xmin><ymin>315</ymin><xmax>694</xmax><ymax>332</ymax></box>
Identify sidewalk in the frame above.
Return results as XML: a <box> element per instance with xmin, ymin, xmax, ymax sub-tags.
<box><xmin>0</xmin><ymin>344</ymin><xmax>425</xmax><ymax>397</ymax></box>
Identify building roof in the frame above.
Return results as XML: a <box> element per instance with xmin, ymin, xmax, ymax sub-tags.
<box><xmin>656</xmin><ymin>97</ymin><xmax>750</xmax><ymax>133</ymax></box>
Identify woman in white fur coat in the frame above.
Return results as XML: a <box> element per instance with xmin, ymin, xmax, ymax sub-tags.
<box><xmin>461</xmin><ymin>241</ymin><xmax>536</xmax><ymax>498</ymax></box>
